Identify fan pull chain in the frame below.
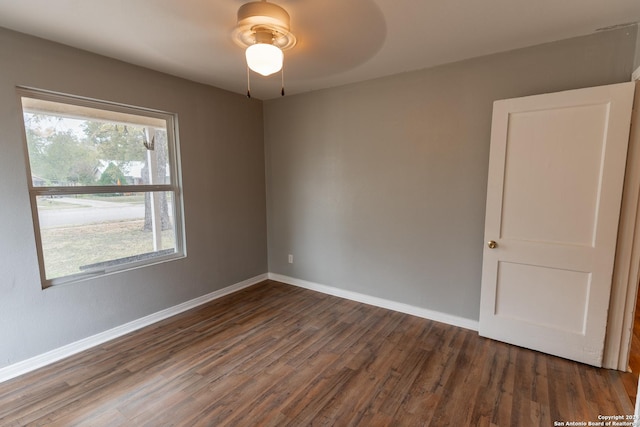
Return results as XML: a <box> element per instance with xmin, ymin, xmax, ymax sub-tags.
<box><xmin>281</xmin><ymin>63</ymin><xmax>285</xmax><ymax>96</ymax></box>
<box><xmin>246</xmin><ymin>65</ymin><xmax>252</xmax><ymax>98</ymax></box>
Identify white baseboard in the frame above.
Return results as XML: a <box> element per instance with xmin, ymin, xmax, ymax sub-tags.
<box><xmin>1</xmin><ymin>272</ymin><xmax>478</xmax><ymax>384</ymax></box>
<box><xmin>0</xmin><ymin>273</ymin><xmax>268</xmax><ymax>383</ymax></box>
<box><xmin>633</xmin><ymin>66</ymin><xmax>640</xmax><ymax>82</ymax></box>
<box><xmin>268</xmin><ymin>273</ymin><xmax>479</xmax><ymax>331</ymax></box>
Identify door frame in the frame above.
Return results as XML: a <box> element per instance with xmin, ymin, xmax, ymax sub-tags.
<box><xmin>604</xmin><ymin>74</ymin><xmax>640</xmax><ymax>371</ymax></box>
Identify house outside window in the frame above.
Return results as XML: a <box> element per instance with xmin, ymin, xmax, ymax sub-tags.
<box><xmin>19</xmin><ymin>88</ymin><xmax>185</xmax><ymax>287</ymax></box>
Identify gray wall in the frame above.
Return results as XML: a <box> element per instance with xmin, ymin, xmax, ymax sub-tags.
<box><xmin>264</xmin><ymin>26</ymin><xmax>638</xmax><ymax>322</ymax></box>
<box><xmin>0</xmin><ymin>28</ymin><xmax>267</xmax><ymax>368</ymax></box>
<box><xmin>635</xmin><ymin>25</ymin><xmax>640</xmax><ymax>71</ymax></box>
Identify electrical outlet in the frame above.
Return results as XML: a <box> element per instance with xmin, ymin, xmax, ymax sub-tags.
<box><xmin>288</xmin><ymin>254</ymin><xmax>293</xmax><ymax>264</ymax></box>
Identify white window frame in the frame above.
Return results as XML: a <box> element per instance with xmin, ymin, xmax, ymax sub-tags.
<box><xmin>18</xmin><ymin>87</ymin><xmax>186</xmax><ymax>288</ymax></box>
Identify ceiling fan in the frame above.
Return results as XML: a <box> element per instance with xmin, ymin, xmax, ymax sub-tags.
<box><xmin>232</xmin><ymin>0</ymin><xmax>297</xmax><ymax>97</ymax></box>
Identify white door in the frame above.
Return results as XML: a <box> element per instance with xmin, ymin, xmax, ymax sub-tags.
<box><xmin>479</xmin><ymin>82</ymin><xmax>635</xmax><ymax>367</ymax></box>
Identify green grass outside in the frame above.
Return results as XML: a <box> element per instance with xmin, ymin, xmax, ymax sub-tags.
<box><xmin>36</xmin><ymin>199</ymin><xmax>89</xmax><ymax>210</ymax></box>
<box><xmin>41</xmin><ymin>220</ymin><xmax>176</xmax><ymax>279</ymax></box>
<box><xmin>82</xmin><ymin>194</ymin><xmax>146</xmax><ymax>204</ymax></box>
<box><xmin>36</xmin><ymin>194</ymin><xmax>145</xmax><ymax>210</ymax></box>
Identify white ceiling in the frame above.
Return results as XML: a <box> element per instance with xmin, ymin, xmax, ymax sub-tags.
<box><xmin>0</xmin><ymin>0</ymin><xmax>638</xmax><ymax>100</ymax></box>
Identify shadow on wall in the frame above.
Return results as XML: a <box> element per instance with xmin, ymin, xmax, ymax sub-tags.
<box><xmin>283</xmin><ymin>0</ymin><xmax>387</xmax><ymax>79</ymax></box>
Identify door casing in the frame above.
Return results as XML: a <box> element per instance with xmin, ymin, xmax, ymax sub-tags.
<box><xmin>604</xmin><ymin>77</ymin><xmax>640</xmax><ymax>371</ymax></box>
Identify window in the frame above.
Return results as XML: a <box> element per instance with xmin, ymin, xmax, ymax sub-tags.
<box><xmin>19</xmin><ymin>88</ymin><xmax>185</xmax><ymax>287</ymax></box>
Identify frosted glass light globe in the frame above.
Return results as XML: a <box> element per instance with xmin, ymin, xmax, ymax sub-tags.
<box><xmin>246</xmin><ymin>43</ymin><xmax>283</xmax><ymax>76</ymax></box>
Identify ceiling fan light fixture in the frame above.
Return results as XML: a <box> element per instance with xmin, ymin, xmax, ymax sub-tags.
<box><xmin>246</xmin><ymin>43</ymin><xmax>283</xmax><ymax>76</ymax></box>
<box><xmin>233</xmin><ymin>1</ymin><xmax>296</xmax><ymax>96</ymax></box>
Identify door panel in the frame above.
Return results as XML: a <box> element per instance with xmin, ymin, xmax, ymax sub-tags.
<box><xmin>479</xmin><ymin>82</ymin><xmax>634</xmax><ymax>366</ymax></box>
<box><xmin>500</xmin><ymin>104</ymin><xmax>608</xmax><ymax>246</ymax></box>
<box><xmin>495</xmin><ymin>262</ymin><xmax>590</xmax><ymax>334</ymax></box>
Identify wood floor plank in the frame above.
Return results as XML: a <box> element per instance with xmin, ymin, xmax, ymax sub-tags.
<box><xmin>0</xmin><ymin>280</ymin><xmax>634</xmax><ymax>426</ymax></box>
<box><xmin>509</xmin><ymin>348</ymin><xmax>536</xmax><ymax>426</ymax></box>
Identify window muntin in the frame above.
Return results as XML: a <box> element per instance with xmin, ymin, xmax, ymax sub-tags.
<box><xmin>20</xmin><ymin>89</ymin><xmax>185</xmax><ymax>287</ymax></box>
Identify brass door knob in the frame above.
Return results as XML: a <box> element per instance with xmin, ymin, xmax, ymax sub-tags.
<box><xmin>488</xmin><ymin>240</ymin><xmax>497</xmax><ymax>249</ymax></box>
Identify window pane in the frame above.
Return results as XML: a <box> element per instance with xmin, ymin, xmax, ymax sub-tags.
<box><xmin>20</xmin><ymin>90</ymin><xmax>184</xmax><ymax>287</ymax></box>
<box><xmin>36</xmin><ymin>192</ymin><xmax>177</xmax><ymax>280</ymax></box>
<box><xmin>22</xmin><ymin>97</ymin><xmax>171</xmax><ymax>187</ymax></box>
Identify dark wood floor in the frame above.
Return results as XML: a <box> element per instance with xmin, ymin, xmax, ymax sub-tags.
<box><xmin>0</xmin><ymin>280</ymin><xmax>635</xmax><ymax>426</ymax></box>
